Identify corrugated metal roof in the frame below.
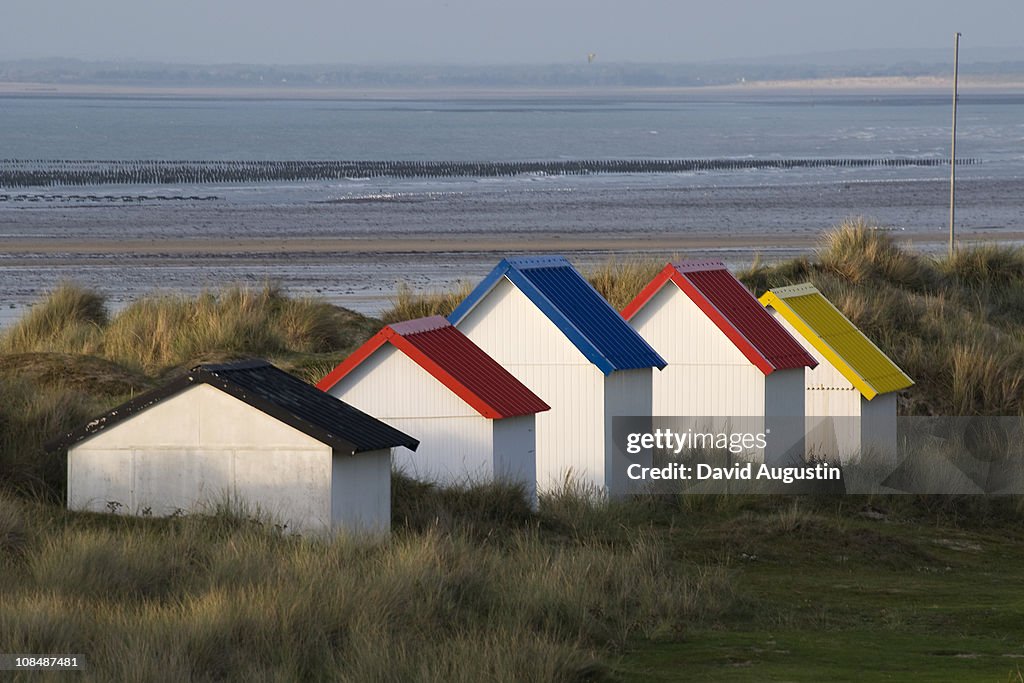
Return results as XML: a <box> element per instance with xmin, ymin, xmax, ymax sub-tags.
<box><xmin>49</xmin><ymin>359</ymin><xmax>419</xmax><ymax>455</ymax></box>
<box><xmin>317</xmin><ymin>316</ymin><xmax>550</xmax><ymax>419</ymax></box>
<box><xmin>759</xmin><ymin>283</ymin><xmax>913</xmax><ymax>399</ymax></box>
<box><xmin>621</xmin><ymin>261</ymin><xmax>817</xmax><ymax>375</ymax></box>
<box><xmin>448</xmin><ymin>255</ymin><xmax>666</xmax><ymax>375</ymax></box>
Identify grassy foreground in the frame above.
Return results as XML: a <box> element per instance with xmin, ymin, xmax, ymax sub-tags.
<box><xmin>3</xmin><ymin>221</ymin><xmax>1024</xmax><ymax>680</ymax></box>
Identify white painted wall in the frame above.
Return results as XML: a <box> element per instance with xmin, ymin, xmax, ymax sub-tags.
<box><xmin>67</xmin><ymin>383</ymin><xmax>386</xmax><ymax>535</ymax></box>
<box><xmin>327</xmin><ymin>345</ymin><xmax>492</xmax><ymax>484</ymax></box>
<box><xmin>767</xmin><ymin>308</ymin><xmax>901</xmax><ymax>464</ymax></box>
<box><xmin>764</xmin><ymin>368</ymin><xmax>807</xmax><ymax>466</ymax></box>
<box><xmin>383</xmin><ymin>416</ymin><xmax>492</xmax><ymax>484</ymax></box>
<box><xmin>629</xmin><ymin>284</ymin><xmax>767</xmax><ymax>417</ymax></box>
<box><xmin>332</xmin><ymin>450</ymin><xmax>391</xmax><ymax>535</ymax></box>
<box><xmin>629</xmin><ymin>283</ymin><xmax>814</xmax><ymax>465</ymax></box>
<box><xmin>493</xmin><ymin>414</ymin><xmax>538</xmax><ymax>508</ymax></box>
<box><xmin>860</xmin><ymin>392</ymin><xmax>898</xmax><ymax>467</ymax></box>
<box><xmin>455</xmin><ymin>277</ymin><xmax>609</xmax><ymax>492</ymax></box>
<box><xmin>330</xmin><ymin>344</ymin><xmax>479</xmax><ymax>420</ymax></box>
<box><xmin>603</xmin><ymin>368</ymin><xmax>653</xmax><ymax>495</ymax></box>
<box><xmin>326</xmin><ymin>341</ymin><xmax>538</xmax><ymax>499</ymax></box>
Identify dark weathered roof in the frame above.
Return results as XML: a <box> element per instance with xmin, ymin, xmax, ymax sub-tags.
<box><xmin>48</xmin><ymin>359</ymin><xmax>418</xmax><ymax>455</ymax></box>
<box><xmin>447</xmin><ymin>255</ymin><xmax>666</xmax><ymax>375</ymax></box>
<box><xmin>317</xmin><ymin>316</ymin><xmax>550</xmax><ymax>419</ymax></box>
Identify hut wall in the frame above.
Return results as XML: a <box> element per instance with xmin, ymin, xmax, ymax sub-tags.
<box><xmin>67</xmin><ymin>384</ymin><xmax>334</xmax><ymax>532</ymax></box>
<box><xmin>455</xmin><ymin>276</ymin><xmax>608</xmax><ymax>492</ymax></box>
<box><xmin>325</xmin><ymin>345</ymin><xmax>494</xmax><ymax>484</ymax></box>
<box><xmin>629</xmin><ymin>284</ymin><xmax>768</xmax><ymax>417</ymax></box>
<box><xmin>331</xmin><ymin>449</ymin><xmax>392</xmax><ymax>535</ymax></box>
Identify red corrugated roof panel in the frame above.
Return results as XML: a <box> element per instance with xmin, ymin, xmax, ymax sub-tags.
<box><xmin>622</xmin><ymin>262</ymin><xmax>817</xmax><ymax>375</ymax></box>
<box><xmin>317</xmin><ymin>316</ymin><xmax>549</xmax><ymax>419</ymax></box>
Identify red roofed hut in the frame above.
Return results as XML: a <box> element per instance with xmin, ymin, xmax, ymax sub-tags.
<box><xmin>318</xmin><ymin>316</ymin><xmax>549</xmax><ymax>504</ymax></box>
<box><xmin>623</xmin><ymin>261</ymin><xmax>817</xmax><ymax>466</ymax></box>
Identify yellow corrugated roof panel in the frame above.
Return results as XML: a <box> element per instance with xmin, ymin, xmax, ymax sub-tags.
<box><xmin>759</xmin><ymin>283</ymin><xmax>913</xmax><ymax>400</ymax></box>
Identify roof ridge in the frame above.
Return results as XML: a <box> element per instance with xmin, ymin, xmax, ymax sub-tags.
<box><xmin>768</xmin><ymin>282</ymin><xmax>820</xmax><ymax>298</ymax></box>
<box><xmin>388</xmin><ymin>315</ymin><xmax>451</xmax><ymax>336</ymax></box>
<box><xmin>194</xmin><ymin>359</ymin><xmax>270</xmax><ymax>372</ymax></box>
<box><xmin>504</xmin><ymin>255</ymin><xmax>571</xmax><ymax>269</ymax></box>
<box><xmin>670</xmin><ymin>259</ymin><xmax>727</xmax><ymax>273</ymax></box>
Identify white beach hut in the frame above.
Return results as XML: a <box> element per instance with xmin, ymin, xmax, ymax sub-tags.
<box><xmin>54</xmin><ymin>360</ymin><xmax>418</xmax><ymax>535</ymax></box>
<box><xmin>622</xmin><ymin>261</ymin><xmax>817</xmax><ymax>465</ymax></box>
<box><xmin>760</xmin><ymin>283</ymin><xmax>913</xmax><ymax>462</ymax></box>
<box><xmin>317</xmin><ymin>316</ymin><xmax>549</xmax><ymax>504</ymax></box>
<box><xmin>447</xmin><ymin>255</ymin><xmax>666</xmax><ymax>495</ymax></box>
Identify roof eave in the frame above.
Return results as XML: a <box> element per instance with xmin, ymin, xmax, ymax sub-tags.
<box><xmin>316</xmin><ymin>327</ymin><xmax>394</xmax><ymax>392</ymax></box>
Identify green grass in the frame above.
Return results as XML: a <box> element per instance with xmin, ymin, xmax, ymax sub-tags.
<box><xmin>614</xmin><ymin>496</ymin><xmax>1024</xmax><ymax>682</ymax></box>
<box><xmin>4</xmin><ymin>491</ymin><xmax>1024</xmax><ymax>680</ymax></box>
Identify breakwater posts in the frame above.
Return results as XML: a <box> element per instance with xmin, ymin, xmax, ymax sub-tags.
<box><xmin>0</xmin><ymin>158</ymin><xmax>982</xmax><ymax>188</ymax></box>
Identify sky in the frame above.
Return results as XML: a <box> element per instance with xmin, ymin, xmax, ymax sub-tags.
<box><xmin>1</xmin><ymin>0</ymin><xmax>1021</xmax><ymax>64</ymax></box>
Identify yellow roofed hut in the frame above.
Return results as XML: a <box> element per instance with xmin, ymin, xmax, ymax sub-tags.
<box><xmin>759</xmin><ymin>284</ymin><xmax>913</xmax><ymax>464</ymax></box>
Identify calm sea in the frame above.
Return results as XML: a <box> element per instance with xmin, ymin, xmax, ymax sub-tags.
<box><xmin>1</xmin><ymin>91</ymin><xmax>1022</xmax><ymax>318</ymax></box>
<box><xmin>5</xmin><ymin>92</ymin><xmax>1023</xmax><ymax>168</ymax></box>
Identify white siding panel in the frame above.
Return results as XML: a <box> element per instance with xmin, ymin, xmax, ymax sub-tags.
<box><xmin>130</xmin><ymin>448</ymin><xmax>233</xmax><ymax>516</ymax></box>
<box><xmin>332</xmin><ymin>450</ymin><xmax>391</xmax><ymax>535</ymax></box>
<box><xmin>64</xmin><ymin>384</ymin><xmax>392</xmax><ymax>534</ymax></box>
<box><xmin>527</xmin><ymin>366</ymin><xmax>606</xmax><ymax>492</ymax></box>
<box><xmin>632</xmin><ymin>285</ymin><xmax>767</xmax><ymax>417</ymax></box>
<box><xmin>232</xmin><ymin>449</ymin><xmax>332</xmax><ymax>532</ymax></box>
<box><xmin>457</xmin><ymin>277</ymin><xmax>608</xmax><ymax>491</ymax></box>
<box><xmin>68</xmin><ymin>445</ymin><xmax>332</xmax><ymax>532</ymax></box>
<box><xmin>860</xmin><ymin>392</ymin><xmax>898</xmax><ymax>466</ymax></box>
<box><xmin>631</xmin><ymin>285</ymin><xmax>750</xmax><ymax>366</ymax></box>
<box><xmin>76</xmin><ymin>384</ymin><xmax>325</xmax><ymax>452</ymax></box>
<box><xmin>328</xmin><ymin>344</ymin><xmax>477</xmax><ymax>420</ymax></box>
<box><xmin>764</xmin><ymin>368</ymin><xmax>806</xmax><ymax>466</ymax></box>
<box><xmin>766</xmin><ymin>308</ymin><xmax>903</xmax><ymax>464</ymax></box>
<box><xmin>604</xmin><ymin>369</ymin><xmax>652</xmax><ymax>495</ymax></box>
<box><xmin>386</xmin><ymin>415</ymin><xmax>493</xmax><ymax>485</ymax></box>
<box><xmin>768</xmin><ymin>310</ymin><xmax>861</xmax><ymax>399</ymax></box>
<box><xmin>67</xmin><ymin>448</ymin><xmax>134</xmax><ymax>513</ymax></box>
<box><xmin>457</xmin><ymin>277</ymin><xmax>592</xmax><ymax>367</ymax></box>
<box><xmin>493</xmin><ymin>414</ymin><xmax>538</xmax><ymax>508</ymax></box>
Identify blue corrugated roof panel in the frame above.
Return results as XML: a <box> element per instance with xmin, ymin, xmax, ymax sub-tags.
<box><xmin>449</xmin><ymin>255</ymin><xmax>666</xmax><ymax>375</ymax></box>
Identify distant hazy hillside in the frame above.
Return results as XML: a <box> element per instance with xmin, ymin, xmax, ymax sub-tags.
<box><xmin>2</xmin><ymin>52</ymin><xmax>1023</xmax><ymax>89</ymax></box>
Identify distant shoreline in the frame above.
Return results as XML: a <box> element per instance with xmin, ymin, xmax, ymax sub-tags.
<box><xmin>2</xmin><ymin>76</ymin><xmax>1023</xmax><ymax>100</ymax></box>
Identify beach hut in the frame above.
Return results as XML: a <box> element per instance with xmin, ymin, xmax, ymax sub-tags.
<box><xmin>759</xmin><ymin>283</ymin><xmax>913</xmax><ymax>462</ymax></box>
<box><xmin>447</xmin><ymin>255</ymin><xmax>666</xmax><ymax>495</ymax></box>
<box><xmin>316</xmin><ymin>316</ymin><xmax>549</xmax><ymax>504</ymax></box>
<box><xmin>53</xmin><ymin>360</ymin><xmax>418</xmax><ymax>535</ymax></box>
<box><xmin>622</xmin><ymin>261</ymin><xmax>817</xmax><ymax>465</ymax></box>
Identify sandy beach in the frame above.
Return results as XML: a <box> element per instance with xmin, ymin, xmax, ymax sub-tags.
<box><xmin>3</xmin><ymin>228</ymin><xmax>1019</xmax><ymax>260</ymax></box>
<box><xmin>2</xmin><ymin>75</ymin><xmax>1023</xmax><ymax>101</ymax></box>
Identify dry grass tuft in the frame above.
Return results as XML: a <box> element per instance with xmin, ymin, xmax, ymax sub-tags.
<box><xmin>0</xmin><ymin>490</ymin><xmax>733</xmax><ymax>680</ymax></box>
<box><xmin>380</xmin><ymin>282</ymin><xmax>473</xmax><ymax>324</ymax></box>
<box><xmin>818</xmin><ymin>218</ymin><xmax>931</xmax><ymax>290</ymax></box>
<box><xmin>584</xmin><ymin>257</ymin><xmax>666</xmax><ymax>311</ymax></box>
<box><xmin>1</xmin><ymin>282</ymin><xmax>107</xmax><ymax>355</ymax></box>
<box><xmin>1</xmin><ymin>283</ymin><xmax>378</xmax><ymax>377</ymax></box>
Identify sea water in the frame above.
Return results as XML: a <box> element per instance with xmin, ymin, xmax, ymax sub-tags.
<box><xmin>1</xmin><ymin>91</ymin><xmax>1022</xmax><ymax>318</ymax></box>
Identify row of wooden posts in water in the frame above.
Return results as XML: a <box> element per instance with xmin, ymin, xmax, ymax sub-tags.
<box><xmin>0</xmin><ymin>157</ymin><xmax>980</xmax><ymax>187</ymax></box>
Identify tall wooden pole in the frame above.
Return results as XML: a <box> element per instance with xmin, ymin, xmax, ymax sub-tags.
<box><xmin>949</xmin><ymin>32</ymin><xmax>961</xmax><ymax>257</ymax></box>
